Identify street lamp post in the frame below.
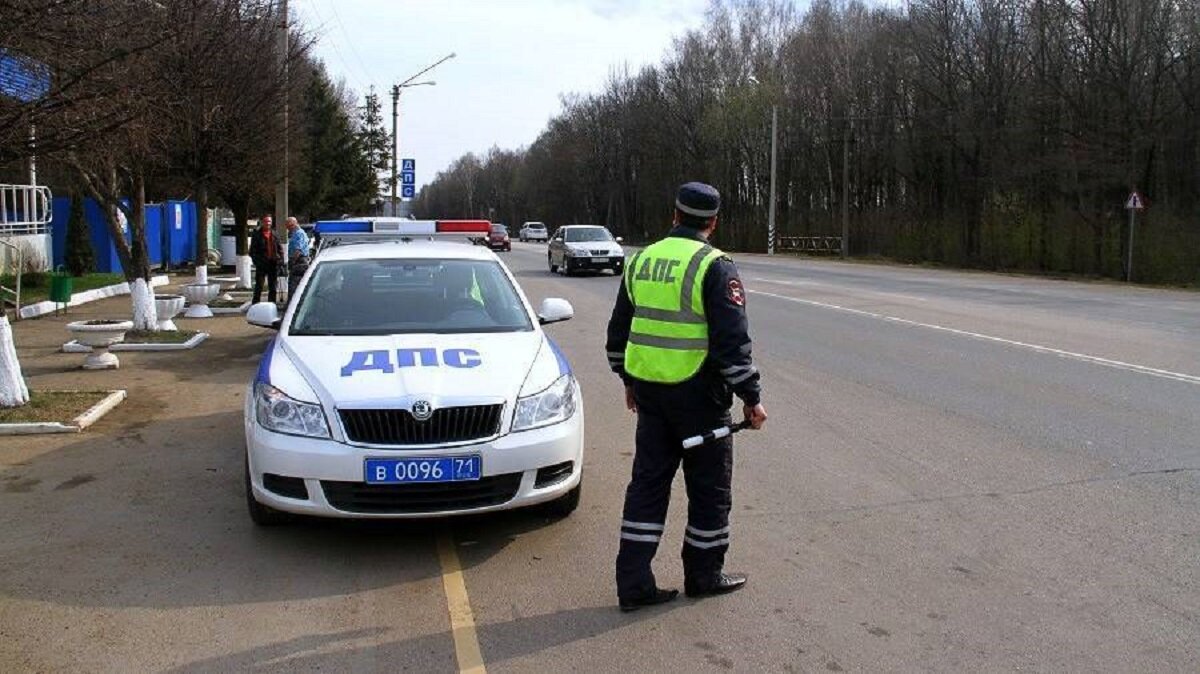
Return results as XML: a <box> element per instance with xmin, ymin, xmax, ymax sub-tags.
<box><xmin>390</xmin><ymin>52</ymin><xmax>456</xmax><ymax>214</ymax></box>
<box><xmin>768</xmin><ymin>104</ymin><xmax>777</xmax><ymax>256</ymax></box>
<box><xmin>389</xmin><ymin>80</ymin><xmax>436</xmax><ymax>211</ymax></box>
<box><xmin>749</xmin><ymin>76</ymin><xmax>777</xmax><ymax>255</ymax></box>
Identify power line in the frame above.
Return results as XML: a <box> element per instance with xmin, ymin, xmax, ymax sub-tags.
<box><xmin>322</xmin><ymin>0</ymin><xmax>376</xmax><ymax>87</ymax></box>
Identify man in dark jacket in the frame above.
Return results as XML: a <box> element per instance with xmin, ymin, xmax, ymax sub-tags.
<box><xmin>249</xmin><ymin>215</ymin><xmax>283</xmax><ymax>304</ymax></box>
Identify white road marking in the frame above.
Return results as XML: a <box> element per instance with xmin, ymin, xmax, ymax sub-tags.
<box><xmin>749</xmin><ymin>275</ymin><xmax>928</xmax><ymax>302</ymax></box>
<box><xmin>750</xmin><ymin>289</ymin><xmax>1200</xmax><ymax>386</ymax></box>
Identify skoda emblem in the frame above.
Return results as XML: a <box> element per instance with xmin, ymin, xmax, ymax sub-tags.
<box><xmin>411</xmin><ymin>400</ymin><xmax>434</xmax><ymax>421</ymax></box>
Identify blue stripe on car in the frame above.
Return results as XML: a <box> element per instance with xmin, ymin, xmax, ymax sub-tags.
<box><xmin>546</xmin><ymin>337</ymin><xmax>571</xmax><ymax>376</ymax></box>
<box><xmin>255</xmin><ymin>337</ymin><xmax>276</xmax><ymax>385</ymax></box>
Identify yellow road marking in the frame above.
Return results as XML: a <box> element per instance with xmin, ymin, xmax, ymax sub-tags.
<box><xmin>437</xmin><ymin>532</ymin><xmax>487</xmax><ymax>674</ymax></box>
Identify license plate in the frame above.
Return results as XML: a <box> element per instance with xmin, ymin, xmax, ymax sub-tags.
<box><xmin>591</xmin><ymin>257</ymin><xmax>608</xmax><ymax>263</ymax></box>
<box><xmin>364</xmin><ymin>456</ymin><xmax>481</xmax><ymax>484</ymax></box>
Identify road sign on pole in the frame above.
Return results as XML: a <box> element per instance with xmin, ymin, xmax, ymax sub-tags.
<box><xmin>1124</xmin><ymin>190</ymin><xmax>1145</xmax><ymax>282</ymax></box>
<box><xmin>401</xmin><ymin>185</ymin><xmax>415</xmax><ymax>199</ymax></box>
<box><xmin>0</xmin><ymin>50</ymin><xmax>51</xmax><ymax>103</ymax></box>
<box><xmin>401</xmin><ymin>158</ymin><xmax>415</xmax><ymax>173</ymax></box>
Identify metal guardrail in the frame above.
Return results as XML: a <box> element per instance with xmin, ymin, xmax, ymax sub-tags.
<box><xmin>776</xmin><ymin>236</ymin><xmax>843</xmax><ymax>255</ymax></box>
<box><xmin>0</xmin><ymin>184</ymin><xmax>53</xmax><ymax>235</ymax></box>
<box><xmin>0</xmin><ymin>238</ymin><xmax>22</xmax><ymax>319</ymax></box>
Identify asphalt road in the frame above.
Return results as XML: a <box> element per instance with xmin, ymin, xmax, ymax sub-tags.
<box><xmin>1</xmin><ymin>245</ymin><xmax>1197</xmax><ymax>672</ymax></box>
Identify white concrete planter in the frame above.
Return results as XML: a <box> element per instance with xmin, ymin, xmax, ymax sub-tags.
<box><xmin>154</xmin><ymin>294</ymin><xmax>186</xmax><ymax>331</ymax></box>
<box><xmin>181</xmin><ymin>282</ymin><xmax>222</xmax><ymax>318</ymax></box>
<box><xmin>66</xmin><ymin>320</ymin><xmax>133</xmax><ymax>370</ymax></box>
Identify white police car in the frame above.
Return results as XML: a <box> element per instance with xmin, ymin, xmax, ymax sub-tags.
<box><xmin>243</xmin><ymin>218</ymin><xmax>583</xmax><ymax>524</ymax></box>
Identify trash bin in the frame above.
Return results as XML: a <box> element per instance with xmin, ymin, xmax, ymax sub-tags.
<box><xmin>49</xmin><ymin>267</ymin><xmax>73</xmax><ymax>305</ymax></box>
<box><xmin>219</xmin><ymin>220</ymin><xmax>239</xmax><ymax>269</ymax></box>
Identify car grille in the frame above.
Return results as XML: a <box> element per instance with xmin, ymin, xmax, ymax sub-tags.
<box><xmin>339</xmin><ymin>404</ymin><xmax>504</xmax><ymax>446</ymax></box>
<box><xmin>589</xmin><ymin>249</ymin><xmax>607</xmax><ymax>255</ymax></box>
<box><xmin>321</xmin><ymin>473</ymin><xmax>522</xmax><ymax>514</ymax></box>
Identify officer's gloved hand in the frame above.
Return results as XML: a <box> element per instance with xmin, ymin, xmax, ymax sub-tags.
<box><xmin>743</xmin><ymin>403</ymin><xmax>767</xmax><ymax>430</ymax></box>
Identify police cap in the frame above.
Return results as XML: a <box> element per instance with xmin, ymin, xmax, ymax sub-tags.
<box><xmin>675</xmin><ymin>182</ymin><xmax>721</xmax><ymax>219</ymax></box>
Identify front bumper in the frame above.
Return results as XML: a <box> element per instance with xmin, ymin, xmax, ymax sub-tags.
<box><xmin>565</xmin><ymin>255</ymin><xmax>623</xmax><ymax>272</ymax></box>
<box><xmin>245</xmin><ymin>403</ymin><xmax>583</xmax><ymax>519</ymax></box>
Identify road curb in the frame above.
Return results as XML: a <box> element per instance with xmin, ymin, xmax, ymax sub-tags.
<box><xmin>61</xmin><ymin>332</ymin><xmax>210</xmax><ymax>353</ymax></box>
<box><xmin>0</xmin><ymin>389</ymin><xmax>126</xmax><ymax>435</ymax></box>
<box><xmin>19</xmin><ymin>276</ymin><xmax>171</xmax><ymax>319</ymax></box>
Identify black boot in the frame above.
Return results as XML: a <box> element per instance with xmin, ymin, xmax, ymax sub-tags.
<box><xmin>685</xmin><ymin>572</ymin><xmax>747</xmax><ymax>598</ymax></box>
<box><xmin>619</xmin><ymin>587</ymin><xmax>680</xmax><ymax>612</ymax></box>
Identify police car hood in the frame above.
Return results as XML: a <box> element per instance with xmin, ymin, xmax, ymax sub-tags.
<box><xmin>275</xmin><ymin>331</ymin><xmax>558</xmax><ymax>409</ymax></box>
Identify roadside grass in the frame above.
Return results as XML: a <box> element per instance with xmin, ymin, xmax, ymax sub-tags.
<box><xmin>2</xmin><ymin>273</ymin><xmax>125</xmax><ymax>305</ymax></box>
<box><xmin>0</xmin><ymin>391</ymin><xmax>109</xmax><ymax>424</ymax></box>
<box><xmin>122</xmin><ymin>329</ymin><xmax>200</xmax><ymax>344</ymax></box>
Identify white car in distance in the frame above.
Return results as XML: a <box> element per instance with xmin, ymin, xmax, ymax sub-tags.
<box><xmin>243</xmin><ymin>218</ymin><xmax>583</xmax><ymax>524</ymax></box>
<box><xmin>519</xmin><ymin>221</ymin><xmax>549</xmax><ymax>242</ymax></box>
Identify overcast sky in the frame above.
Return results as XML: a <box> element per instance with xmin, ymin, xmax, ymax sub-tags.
<box><xmin>292</xmin><ymin>0</ymin><xmax>708</xmax><ymax>190</ymax></box>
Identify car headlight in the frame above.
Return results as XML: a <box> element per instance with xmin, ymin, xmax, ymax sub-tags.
<box><xmin>512</xmin><ymin>374</ymin><xmax>577</xmax><ymax>431</ymax></box>
<box><xmin>255</xmin><ymin>382</ymin><xmax>330</xmax><ymax>438</ymax></box>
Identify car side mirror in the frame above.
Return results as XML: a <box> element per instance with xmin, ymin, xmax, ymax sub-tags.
<box><xmin>616</xmin><ymin>236</ymin><xmax>624</xmax><ymax>243</ymax></box>
<box><xmin>246</xmin><ymin>302</ymin><xmax>281</xmax><ymax>329</ymax></box>
<box><xmin>537</xmin><ymin>298</ymin><xmax>573</xmax><ymax>325</ymax></box>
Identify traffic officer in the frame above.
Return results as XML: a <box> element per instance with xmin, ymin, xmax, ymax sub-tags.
<box><xmin>606</xmin><ymin>181</ymin><xmax>767</xmax><ymax>612</ymax></box>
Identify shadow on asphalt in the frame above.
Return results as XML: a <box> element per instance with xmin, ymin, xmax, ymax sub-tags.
<box><xmin>0</xmin><ymin>405</ymin><xmax>571</xmax><ymax>610</ymax></box>
<box><xmin>164</xmin><ymin>603</ymin><xmax>677</xmax><ymax>673</ymax></box>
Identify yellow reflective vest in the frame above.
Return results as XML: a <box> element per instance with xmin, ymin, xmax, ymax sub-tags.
<box><xmin>624</xmin><ymin>237</ymin><xmax>725</xmax><ymax>383</ymax></box>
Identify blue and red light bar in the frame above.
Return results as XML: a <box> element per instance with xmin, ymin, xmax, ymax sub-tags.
<box><xmin>314</xmin><ymin>218</ymin><xmax>491</xmax><ymax>236</ymax></box>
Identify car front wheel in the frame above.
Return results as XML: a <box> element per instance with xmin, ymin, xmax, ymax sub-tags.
<box><xmin>245</xmin><ymin>457</ymin><xmax>292</xmax><ymax>526</ymax></box>
<box><xmin>542</xmin><ymin>483</ymin><xmax>581</xmax><ymax>519</ymax></box>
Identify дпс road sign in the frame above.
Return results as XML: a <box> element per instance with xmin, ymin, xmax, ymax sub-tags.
<box><xmin>0</xmin><ymin>50</ymin><xmax>51</xmax><ymax>103</ymax></box>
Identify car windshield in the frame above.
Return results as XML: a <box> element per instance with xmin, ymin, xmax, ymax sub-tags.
<box><xmin>289</xmin><ymin>258</ymin><xmax>532</xmax><ymax>336</ymax></box>
<box><xmin>490</xmin><ymin>225</ymin><xmax>507</xmax><ymax>234</ymax></box>
<box><xmin>564</xmin><ymin>227</ymin><xmax>612</xmax><ymax>242</ymax></box>
<box><xmin>526</xmin><ymin>223</ymin><xmax>545</xmax><ymax>230</ymax></box>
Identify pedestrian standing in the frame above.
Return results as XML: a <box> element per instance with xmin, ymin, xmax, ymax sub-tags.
<box><xmin>249</xmin><ymin>215</ymin><xmax>282</xmax><ymax>304</ymax></box>
<box><xmin>606</xmin><ymin>182</ymin><xmax>768</xmax><ymax>612</ymax></box>
<box><xmin>285</xmin><ymin>217</ymin><xmax>310</xmax><ymax>302</ymax></box>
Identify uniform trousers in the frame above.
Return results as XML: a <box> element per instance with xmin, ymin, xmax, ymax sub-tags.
<box><xmin>616</xmin><ymin>371</ymin><xmax>734</xmax><ymax>600</ymax></box>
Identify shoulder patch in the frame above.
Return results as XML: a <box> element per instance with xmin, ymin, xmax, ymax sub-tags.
<box><xmin>727</xmin><ymin>278</ymin><xmax>745</xmax><ymax>306</ymax></box>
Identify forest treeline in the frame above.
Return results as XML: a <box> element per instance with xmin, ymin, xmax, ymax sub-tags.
<box><xmin>416</xmin><ymin>0</ymin><xmax>1200</xmax><ymax>284</ymax></box>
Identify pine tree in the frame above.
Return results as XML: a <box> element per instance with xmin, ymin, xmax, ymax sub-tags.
<box><xmin>292</xmin><ymin>66</ymin><xmax>381</xmax><ymax>220</ymax></box>
<box><xmin>64</xmin><ymin>193</ymin><xmax>96</xmax><ymax>277</ymax></box>
<box><xmin>358</xmin><ymin>86</ymin><xmax>392</xmax><ymax>198</ymax></box>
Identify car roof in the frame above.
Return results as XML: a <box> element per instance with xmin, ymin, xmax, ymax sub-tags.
<box><xmin>563</xmin><ymin>224</ymin><xmax>605</xmax><ymax>229</ymax></box>
<box><xmin>314</xmin><ymin>240</ymin><xmax>501</xmax><ymax>263</ymax></box>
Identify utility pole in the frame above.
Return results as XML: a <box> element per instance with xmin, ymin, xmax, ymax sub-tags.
<box><xmin>390</xmin><ymin>86</ymin><xmax>399</xmax><ymax>214</ymax></box>
<box><xmin>768</xmin><ymin>104</ymin><xmax>777</xmax><ymax>255</ymax></box>
<box><xmin>274</xmin><ymin>0</ymin><xmax>289</xmax><ymax>245</ymax></box>
<box><xmin>27</xmin><ymin>124</ymin><xmax>36</xmax><ymax>187</ymax></box>
<box><xmin>841</xmin><ymin>129</ymin><xmax>849</xmax><ymax>259</ymax></box>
